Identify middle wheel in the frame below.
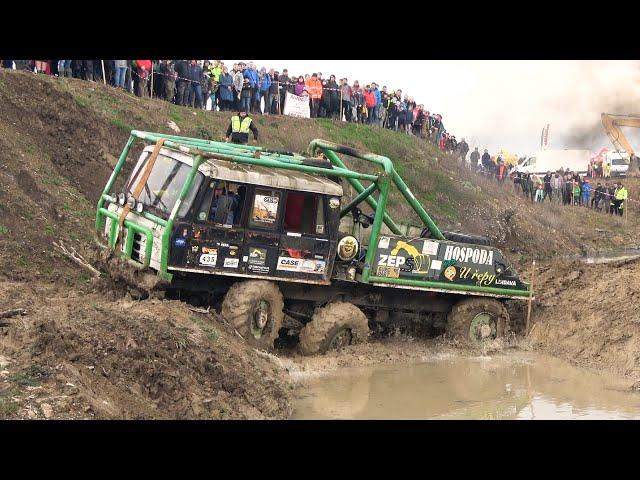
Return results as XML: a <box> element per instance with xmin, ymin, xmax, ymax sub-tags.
<box><xmin>299</xmin><ymin>302</ymin><xmax>370</xmax><ymax>356</ymax></box>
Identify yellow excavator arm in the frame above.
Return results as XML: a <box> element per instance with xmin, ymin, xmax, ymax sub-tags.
<box><xmin>600</xmin><ymin>113</ymin><xmax>640</xmax><ymax>157</ymax></box>
<box><xmin>601</xmin><ymin>113</ymin><xmax>640</xmax><ymax>175</ymax></box>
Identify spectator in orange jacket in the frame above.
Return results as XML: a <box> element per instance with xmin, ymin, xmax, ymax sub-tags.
<box><xmin>306</xmin><ymin>73</ymin><xmax>323</xmax><ymax>118</ymax></box>
<box><xmin>364</xmin><ymin>85</ymin><xmax>376</xmax><ymax>124</ymax></box>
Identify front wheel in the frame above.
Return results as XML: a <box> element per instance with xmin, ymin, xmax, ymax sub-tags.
<box><xmin>446</xmin><ymin>297</ymin><xmax>510</xmax><ymax>345</ymax></box>
<box><xmin>221</xmin><ymin>280</ymin><xmax>284</xmax><ymax>350</ymax></box>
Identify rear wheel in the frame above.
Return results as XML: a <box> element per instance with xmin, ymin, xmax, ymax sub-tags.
<box><xmin>299</xmin><ymin>302</ymin><xmax>370</xmax><ymax>356</ymax></box>
<box><xmin>446</xmin><ymin>297</ymin><xmax>509</xmax><ymax>345</ymax></box>
<box><xmin>221</xmin><ymin>280</ymin><xmax>284</xmax><ymax>350</ymax></box>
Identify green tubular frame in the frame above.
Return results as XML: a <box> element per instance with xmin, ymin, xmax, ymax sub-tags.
<box><xmin>95</xmin><ymin>131</ymin><xmax>531</xmax><ymax>297</ymax></box>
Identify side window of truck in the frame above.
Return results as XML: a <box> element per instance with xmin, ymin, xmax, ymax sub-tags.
<box><xmin>283</xmin><ymin>192</ymin><xmax>326</xmax><ymax>235</ymax></box>
<box><xmin>248</xmin><ymin>188</ymin><xmax>281</xmax><ymax>229</ymax></box>
<box><xmin>195</xmin><ymin>180</ymin><xmax>246</xmax><ymax>227</ymax></box>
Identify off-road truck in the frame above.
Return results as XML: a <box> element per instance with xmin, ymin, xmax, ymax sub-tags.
<box><xmin>95</xmin><ymin>131</ymin><xmax>532</xmax><ymax>354</ymax></box>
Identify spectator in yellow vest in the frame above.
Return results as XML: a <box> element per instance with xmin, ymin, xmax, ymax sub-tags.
<box><xmin>225</xmin><ymin>110</ymin><xmax>259</xmax><ymax>145</ymax></box>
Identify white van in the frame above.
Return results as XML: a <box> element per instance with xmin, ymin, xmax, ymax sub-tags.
<box><xmin>515</xmin><ymin>149</ymin><xmax>592</xmax><ymax>175</ymax></box>
<box><xmin>605</xmin><ymin>152</ymin><xmax>629</xmax><ymax>177</ymax></box>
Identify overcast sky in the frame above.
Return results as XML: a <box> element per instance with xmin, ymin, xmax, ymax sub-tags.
<box><xmin>225</xmin><ymin>60</ymin><xmax>640</xmax><ymax>157</ymax></box>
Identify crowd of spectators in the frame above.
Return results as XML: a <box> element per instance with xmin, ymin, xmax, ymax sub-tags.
<box><xmin>0</xmin><ymin>59</ymin><xmax>465</xmax><ymax>150</ymax></box>
<box><xmin>2</xmin><ymin>60</ymin><xmax>631</xmax><ymax>219</ymax></box>
<box><xmin>469</xmin><ymin>148</ymin><xmax>630</xmax><ymax>217</ymax></box>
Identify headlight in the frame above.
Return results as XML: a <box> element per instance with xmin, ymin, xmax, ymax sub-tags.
<box><xmin>126</xmin><ymin>195</ymin><xmax>136</xmax><ymax>209</ymax></box>
<box><xmin>118</xmin><ymin>193</ymin><xmax>126</xmax><ymax>206</ymax></box>
<box><xmin>135</xmin><ymin>202</ymin><xmax>144</xmax><ymax>214</ymax></box>
<box><xmin>337</xmin><ymin>235</ymin><xmax>359</xmax><ymax>261</ymax></box>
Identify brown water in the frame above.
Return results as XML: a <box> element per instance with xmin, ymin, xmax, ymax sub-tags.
<box><xmin>292</xmin><ymin>353</ymin><xmax>640</xmax><ymax>419</ymax></box>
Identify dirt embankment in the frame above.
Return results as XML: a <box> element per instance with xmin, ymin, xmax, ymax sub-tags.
<box><xmin>0</xmin><ymin>280</ymin><xmax>292</xmax><ymax>419</ymax></box>
<box><xmin>525</xmin><ymin>257</ymin><xmax>640</xmax><ymax>387</ymax></box>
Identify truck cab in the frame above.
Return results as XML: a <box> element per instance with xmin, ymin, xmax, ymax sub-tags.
<box><xmin>103</xmin><ymin>145</ymin><xmax>344</xmax><ymax>286</ymax></box>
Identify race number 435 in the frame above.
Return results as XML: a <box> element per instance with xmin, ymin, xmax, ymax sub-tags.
<box><xmin>199</xmin><ymin>254</ymin><xmax>217</xmax><ymax>266</ymax></box>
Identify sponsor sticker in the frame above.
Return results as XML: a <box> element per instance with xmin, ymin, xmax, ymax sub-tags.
<box><xmin>444</xmin><ymin>266</ymin><xmax>457</xmax><ymax>281</ymax></box>
<box><xmin>422</xmin><ymin>240</ymin><xmax>439</xmax><ymax>256</ymax></box>
<box><xmin>277</xmin><ymin>256</ymin><xmax>325</xmax><ymax>274</ymax></box>
<box><xmin>252</xmin><ymin>192</ymin><xmax>279</xmax><ymax>224</ymax></box>
<box><xmin>248</xmin><ymin>248</ymin><xmax>267</xmax><ymax>266</ymax></box>
<box><xmin>430</xmin><ymin>259</ymin><xmax>442</xmax><ymax>270</ymax></box>
<box><xmin>248</xmin><ymin>264</ymin><xmax>270</xmax><ymax>274</ymax></box>
<box><xmin>223</xmin><ymin>258</ymin><xmax>239</xmax><ymax>268</ymax></box>
<box><xmin>376</xmin><ymin>265</ymin><xmax>400</xmax><ymax>278</ymax></box>
<box><xmin>329</xmin><ymin>197</ymin><xmax>340</xmax><ymax>209</ymax></box>
<box><xmin>443</xmin><ymin>245</ymin><xmax>494</xmax><ymax>266</ymax></box>
<box><xmin>378</xmin><ymin>236</ymin><xmax>390</xmax><ymax>249</ymax></box>
<box><xmin>378</xmin><ymin>254</ymin><xmax>406</xmax><ymax>268</ymax></box>
<box><xmin>277</xmin><ymin>256</ymin><xmax>302</xmax><ymax>271</ymax></box>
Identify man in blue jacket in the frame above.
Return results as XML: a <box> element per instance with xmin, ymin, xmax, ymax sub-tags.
<box><xmin>581</xmin><ymin>178</ymin><xmax>593</xmax><ymax>207</ymax></box>
<box><xmin>371</xmin><ymin>83</ymin><xmax>381</xmax><ymax>126</ymax></box>
<box><xmin>243</xmin><ymin>62</ymin><xmax>260</xmax><ymax>113</ymax></box>
<box><xmin>256</xmin><ymin>67</ymin><xmax>271</xmax><ymax>114</ymax></box>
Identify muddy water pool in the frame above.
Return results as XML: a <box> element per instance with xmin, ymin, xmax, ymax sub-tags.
<box><xmin>292</xmin><ymin>353</ymin><xmax>640</xmax><ymax>419</ymax></box>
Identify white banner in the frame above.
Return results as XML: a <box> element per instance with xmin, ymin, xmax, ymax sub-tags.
<box><xmin>283</xmin><ymin>92</ymin><xmax>310</xmax><ymax>119</ymax></box>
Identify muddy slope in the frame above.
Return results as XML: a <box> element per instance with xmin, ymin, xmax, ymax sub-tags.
<box><xmin>527</xmin><ymin>257</ymin><xmax>640</xmax><ymax>386</ymax></box>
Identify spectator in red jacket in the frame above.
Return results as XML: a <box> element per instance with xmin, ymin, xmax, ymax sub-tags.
<box><xmin>135</xmin><ymin>60</ymin><xmax>152</xmax><ymax>98</ymax></box>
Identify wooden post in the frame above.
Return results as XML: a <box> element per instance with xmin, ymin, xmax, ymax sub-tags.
<box><xmin>101</xmin><ymin>60</ymin><xmax>106</xmax><ymax>85</ymax></box>
<box><xmin>525</xmin><ymin>260</ymin><xmax>536</xmax><ymax>335</ymax></box>
<box><xmin>625</xmin><ymin>193</ymin><xmax>629</xmax><ymax>224</ymax></box>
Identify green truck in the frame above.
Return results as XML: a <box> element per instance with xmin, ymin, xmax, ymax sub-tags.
<box><xmin>95</xmin><ymin>131</ymin><xmax>531</xmax><ymax>355</ymax></box>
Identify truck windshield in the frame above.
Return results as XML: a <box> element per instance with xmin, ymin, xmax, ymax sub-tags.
<box><xmin>127</xmin><ymin>152</ymin><xmax>203</xmax><ymax>218</ymax></box>
<box><xmin>611</xmin><ymin>158</ymin><xmax>627</xmax><ymax>166</ymax></box>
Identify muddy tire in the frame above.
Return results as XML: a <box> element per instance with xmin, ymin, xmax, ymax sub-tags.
<box><xmin>299</xmin><ymin>302</ymin><xmax>370</xmax><ymax>356</ymax></box>
<box><xmin>446</xmin><ymin>297</ymin><xmax>510</xmax><ymax>345</ymax></box>
<box><xmin>221</xmin><ymin>280</ymin><xmax>284</xmax><ymax>350</ymax></box>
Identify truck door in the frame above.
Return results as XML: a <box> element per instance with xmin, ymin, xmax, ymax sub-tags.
<box><xmin>277</xmin><ymin>191</ymin><xmax>332</xmax><ymax>282</ymax></box>
<box><xmin>242</xmin><ymin>186</ymin><xmax>283</xmax><ymax>277</ymax></box>
<box><xmin>178</xmin><ymin>179</ymin><xmax>247</xmax><ymax>272</ymax></box>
